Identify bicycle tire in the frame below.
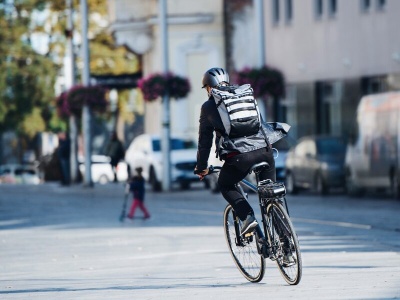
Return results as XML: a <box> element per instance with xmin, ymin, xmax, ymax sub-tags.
<box><xmin>223</xmin><ymin>205</ymin><xmax>265</xmax><ymax>282</ymax></box>
<box><xmin>266</xmin><ymin>201</ymin><xmax>302</xmax><ymax>285</ymax></box>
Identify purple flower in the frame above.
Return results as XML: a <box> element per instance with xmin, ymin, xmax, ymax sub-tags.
<box><xmin>234</xmin><ymin>66</ymin><xmax>285</xmax><ymax>99</ymax></box>
<box><xmin>56</xmin><ymin>85</ymin><xmax>108</xmax><ymax>118</ymax></box>
<box><xmin>138</xmin><ymin>72</ymin><xmax>191</xmax><ymax>101</ymax></box>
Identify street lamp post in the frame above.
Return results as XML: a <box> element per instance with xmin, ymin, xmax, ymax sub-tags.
<box><xmin>254</xmin><ymin>0</ymin><xmax>266</xmax><ymax>67</ymax></box>
<box><xmin>109</xmin><ymin>89</ymin><xmax>118</xmax><ymax>132</ymax></box>
<box><xmin>159</xmin><ymin>0</ymin><xmax>171</xmax><ymax>191</ymax></box>
<box><xmin>254</xmin><ymin>0</ymin><xmax>268</xmax><ymax>120</ymax></box>
<box><xmin>80</xmin><ymin>0</ymin><xmax>92</xmax><ymax>187</ymax></box>
<box><xmin>65</xmin><ymin>0</ymin><xmax>78</xmax><ymax>184</ymax></box>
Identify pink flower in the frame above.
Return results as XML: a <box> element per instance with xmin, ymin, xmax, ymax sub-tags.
<box><xmin>138</xmin><ymin>72</ymin><xmax>191</xmax><ymax>101</ymax></box>
<box><xmin>56</xmin><ymin>85</ymin><xmax>108</xmax><ymax>118</ymax></box>
<box><xmin>234</xmin><ymin>66</ymin><xmax>285</xmax><ymax>99</ymax></box>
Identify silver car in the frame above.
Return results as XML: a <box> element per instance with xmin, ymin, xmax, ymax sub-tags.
<box><xmin>285</xmin><ymin>136</ymin><xmax>346</xmax><ymax>195</ymax></box>
<box><xmin>0</xmin><ymin>164</ymin><xmax>41</xmax><ymax>185</ymax></box>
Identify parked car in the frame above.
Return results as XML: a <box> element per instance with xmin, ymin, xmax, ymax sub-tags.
<box><xmin>272</xmin><ymin>136</ymin><xmax>296</xmax><ymax>182</ymax></box>
<box><xmin>124</xmin><ymin>134</ymin><xmax>199</xmax><ymax>191</ymax></box>
<box><xmin>345</xmin><ymin>92</ymin><xmax>400</xmax><ymax>198</ymax></box>
<box><xmin>0</xmin><ymin>164</ymin><xmax>41</xmax><ymax>185</ymax></box>
<box><xmin>79</xmin><ymin>155</ymin><xmax>129</xmax><ymax>184</ymax></box>
<box><xmin>285</xmin><ymin>135</ymin><xmax>346</xmax><ymax>195</ymax></box>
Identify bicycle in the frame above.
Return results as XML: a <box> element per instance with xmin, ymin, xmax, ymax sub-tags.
<box><xmin>206</xmin><ymin>162</ymin><xmax>302</xmax><ymax>285</ymax></box>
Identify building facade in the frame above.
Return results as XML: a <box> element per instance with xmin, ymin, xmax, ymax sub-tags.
<box><xmin>231</xmin><ymin>0</ymin><xmax>400</xmax><ymax>139</ymax></box>
<box><xmin>108</xmin><ymin>0</ymin><xmax>400</xmax><ymax>142</ymax></box>
<box><xmin>107</xmin><ymin>0</ymin><xmax>225</xmax><ymax>140</ymax></box>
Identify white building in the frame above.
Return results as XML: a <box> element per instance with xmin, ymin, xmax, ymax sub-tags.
<box><xmin>231</xmin><ymin>0</ymin><xmax>400</xmax><ymax>139</ymax></box>
<box><xmin>108</xmin><ymin>0</ymin><xmax>400</xmax><ymax>141</ymax></box>
<box><xmin>107</xmin><ymin>0</ymin><xmax>225</xmax><ymax>140</ymax></box>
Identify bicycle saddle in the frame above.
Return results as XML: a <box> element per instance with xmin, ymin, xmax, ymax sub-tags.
<box><xmin>249</xmin><ymin>162</ymin><xmax>270</xmax><ymax>174</ymax></box>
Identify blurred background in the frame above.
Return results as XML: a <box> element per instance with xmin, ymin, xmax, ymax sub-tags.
<box><xmin>0</xmin><ymin>0</ymin><xmax>399</xmax><ymax>196</ymax></box>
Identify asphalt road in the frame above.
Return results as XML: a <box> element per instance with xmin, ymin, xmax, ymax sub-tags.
<box><xmin>0</xmin><ymin>182</ymin><xmax>399</xmax><ymax>300</ymax></box>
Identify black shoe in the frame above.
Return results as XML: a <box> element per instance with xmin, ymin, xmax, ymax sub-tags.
<box><xmin>240</xmin><ymin>214</ymin><xmax>258</xmax><ymax>236</ymax></box>
<box><xmin>282</xmin><ymin>253</ymin><xmax>296</xmax><ymax>267</ymax></box>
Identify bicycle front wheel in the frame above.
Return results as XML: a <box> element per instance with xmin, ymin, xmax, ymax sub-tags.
<box><xmin>223</xmin><ymin>205</ymin><xmax>265</xmax><ymax>282</ymax></box>
<box><xmin>266</xmin><ymin>201</ymin><xmax>302</xmax><ymax>285</ymax></box>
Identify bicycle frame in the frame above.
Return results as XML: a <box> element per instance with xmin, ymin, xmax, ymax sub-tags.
<box><xmin>206</xmin><ymin>165</ymin><xmax>291</xmax><ymax>257</ymax></box>
<box><xmin>235</xmin><ymin>174</ymin><xmax>291</xmax><ymax>260</ymax></box>
<box><xmin>206</xmin><ymin>162</ymin><xmax>302</xmax><ymax>284</ymax></box>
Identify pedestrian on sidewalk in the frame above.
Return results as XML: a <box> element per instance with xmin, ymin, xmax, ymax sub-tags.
<box><xmin>57</xmin><ymin>131</ymin><xmax>71</xmax><ymax>186</ymax></box>
<box><xmin>105</xmin><ymin>131</ymin><xmax>125</xmax><ymax>183</ymax></box>
<box><xmin>127</xmin><ymin>167</ymin><xmax>150</xmax><ymax>219</ymax></box>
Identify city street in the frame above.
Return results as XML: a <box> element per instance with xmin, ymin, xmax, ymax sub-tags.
<box><xmin>0</xmin><ymin>182</ymin><xmax>399</xmax><ymax>300</ymax></box>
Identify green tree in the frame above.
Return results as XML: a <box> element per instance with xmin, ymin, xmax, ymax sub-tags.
<box><xmin>47</xmin><ymin>0</ymin><xmax>140</xmax><ymax>127</ymax></box>
<box><xmin>45</xmin><ymin>0</ymin><xmax>139</xmax><ymax>77</ymax></box>
<box><xmin>0</xmin><ymin>0</ymin><xmax>140</xmax><ymax>163</ymax></box>
<box><xmin>0</xmin><ymin>0</ymin><xmax>57</xmax><ymax>135</ymax></box>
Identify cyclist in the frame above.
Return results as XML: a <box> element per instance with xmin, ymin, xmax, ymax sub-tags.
<box><xmin>195</xmin><ymin>67</ymin><xmax>276</xmax><ymax>236</ymax></box>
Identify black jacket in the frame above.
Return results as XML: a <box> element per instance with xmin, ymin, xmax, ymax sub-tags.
<box><xmin>196</xmin><ymin>96</ymin><xmax>268</xmax><ymax>171</ymax></box>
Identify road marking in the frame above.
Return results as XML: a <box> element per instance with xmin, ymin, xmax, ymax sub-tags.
<box><xmin>166</xmin><ymin>208</ymin><xmax>373</xmax><ymax>230</ymax></box>
<box><xmin>292</xmin><ymin>217</ymin><xmax>372</xmax><ymax>230</ymax></box>
<box><xmin>0</xmin><ymin>219</ymin><xmax>30</xmax><ymax>226</ymax></box>
<box><xmin>164</xmin><ymin>208</ymin><xmax>221</xmax><ymax>216</ymax></box>
<box><xmin>128</xmin><ymin>249</ymin><xmax>223</xmax><ymax>260</ymax></box>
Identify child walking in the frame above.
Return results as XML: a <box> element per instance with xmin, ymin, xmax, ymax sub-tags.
<box><xmin>127</xmin><ymin>167</ymin><xmax>150</xmax><ymax>219</ymax></box>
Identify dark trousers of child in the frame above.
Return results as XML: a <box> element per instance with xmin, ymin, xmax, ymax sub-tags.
<box><xmin>128</xmin><ymin>198</ymin><xmax>150</xmax><ymax>219</ymax></box>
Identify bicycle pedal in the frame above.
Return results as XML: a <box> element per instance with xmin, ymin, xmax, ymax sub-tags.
<box><xmin>244</xmin><ymin>232</ymin><xmax>254</xmax><ymax>238</ymax></box>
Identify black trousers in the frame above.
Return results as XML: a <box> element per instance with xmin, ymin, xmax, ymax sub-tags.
<box><xmin>218</xmin><ymin>147</ymin><xmax>276</xmax><ymax>221</ymax></box>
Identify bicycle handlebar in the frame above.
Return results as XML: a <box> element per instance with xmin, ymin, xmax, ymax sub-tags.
<box><xmin>193</xmin><ymin>165</ymin><xmax>221</xmax><ymax>175</ymax></box>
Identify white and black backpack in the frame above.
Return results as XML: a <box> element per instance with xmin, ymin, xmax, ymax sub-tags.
<box><xmin>211</xmin><ymin>84</ymin><xmax>261</xmax><ymax>139</ymax></box>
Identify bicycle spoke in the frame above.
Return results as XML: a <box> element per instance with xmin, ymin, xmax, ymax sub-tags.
<box><xmin>224</xmin><ymin>205</ymin><xmax>265</xmax><ymax>282</ymax></box>
<box><xmin>267</xmin><ymin>202</ymin><xmax>302</xmax><ymax>285</ymax></box>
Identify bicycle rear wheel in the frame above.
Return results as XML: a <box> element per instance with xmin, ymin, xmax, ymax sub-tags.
<box><xmin>223</xmin><ymin>205</ymin><xmax>265</xmax><ymax>282</ymax></box>
<box><xmin>266</xmin><ymin>201</ymin><xmax>302</xmax><ymax>285</ymax></box>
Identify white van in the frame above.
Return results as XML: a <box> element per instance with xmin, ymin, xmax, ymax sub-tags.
<box><xmin>124</xmin><ymin>134</ymin><xmax>199</xmax><ymax>191</ymax></box>
<box><xmin>345</xmin><ymin>92</ymin><xmax>400</xmax><ymax>198</ymax></box>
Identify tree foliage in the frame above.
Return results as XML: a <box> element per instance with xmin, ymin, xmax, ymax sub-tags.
<box><xmin>0</xmin><ymin>0</ymin><xmax>140</xmax><ymax>138</ymax></box>
<box><xmin>46</xmin><ymin>0</ymin><xmax>139</xmax><ymax>76</ymax></box>
<box><xmin>48</xmin><ymin>0</ymin><xmax>140</xmax><ymax>126</ymax></box>
<box><xmin>0</xmin><ymin>0</ymin><xmax>57</xmax><ymax>135</ymax></box>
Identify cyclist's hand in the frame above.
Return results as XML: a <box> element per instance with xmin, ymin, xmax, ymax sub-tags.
<box><xmin>194</xmin><ymin>168</ymin><xmax>209</xmax><ymax>180</ymax></box>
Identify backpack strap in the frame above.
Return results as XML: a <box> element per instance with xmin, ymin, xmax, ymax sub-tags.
<box><xmin>216</xmin><ymin>98</ymin><xmax>224</xmax><ymax>108</ymax></box>
<box><xmin>216</xmin><ymin>135</ymin><xmax>224</xmax><ymax>159</ymax></box>
<box><xmin>259</xmin><ymin>115</ymin><xmax>271</xmax><ymax>149</ymax></box>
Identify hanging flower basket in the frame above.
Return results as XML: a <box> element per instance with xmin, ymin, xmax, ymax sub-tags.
<box><xmin>56</xmin><ymin>85</ymin><xmax>108</xmax><ymax>118</ymax></box>
<box><xmin>138</xmin><ymin>72</ymin><xmax>191</xmax><ymax>101</ymax></box>
<box><xmin>56</xmin><ymin>91</ymin><xmax>70</xmax><ymax>119</ymax></box>
<box><xmin>235</xmin><ymin>66</ymin><xmax>285</xmax><ymax>99</ymax></box>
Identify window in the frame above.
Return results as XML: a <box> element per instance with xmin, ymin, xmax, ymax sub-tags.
<box><xmin>314</xmin><ymin>0</ymin><xmax>323</xmax><ymax>19</ymax></box>
<box><xmin>361</xmin><ymin>0</ymin><xmax>371</xmax><ymax>12</ymax></box>
<box><xmin>328</xmin><ymin>0</ymin><xmax>337</xmax><ymax>17</ymax></box>
<box><xmin>272</xmin><ymin>0</ymin><xmax>280</xmax><ymax>24</ymax></box>
<box><xmin>361</xmin><ymin>76</ymin><xmax>388</xmax><ymax>95</ymax></box>
<box><xmin>376</xmin><ymin>0</ymin><xmax>386</xmax><ymax>10</ymax></box>
<box><xmin>316</xmin><ymin>138</ymin><xmax>346</xmax><ymax>155</ymax></box>
<box><xmin>152</xmin><ymin>138</ymin><xmax>196</xmax><ymax>151</ymax></box>
<box><xmin>285</xmin><ymin>0</ymin><xmax>293</xmax><ymax>23</ymax></box>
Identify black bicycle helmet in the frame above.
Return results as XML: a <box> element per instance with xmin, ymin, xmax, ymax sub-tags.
<box><xmin>201</xmin><ymin>67</ymin><xmax>229</xmax><ymax>88</ymax></box>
